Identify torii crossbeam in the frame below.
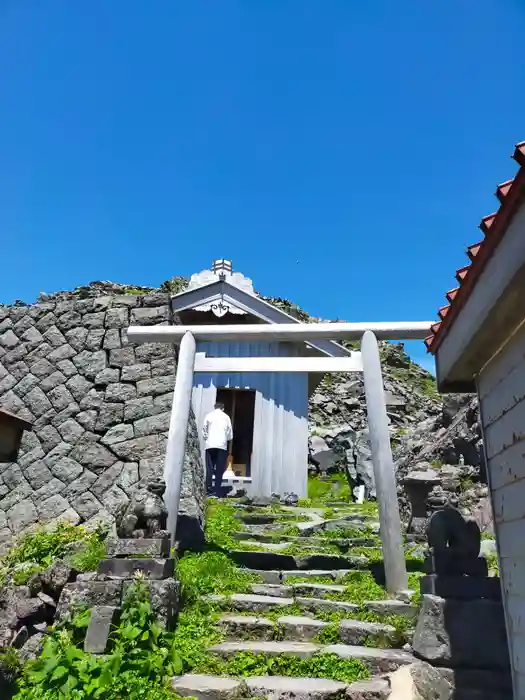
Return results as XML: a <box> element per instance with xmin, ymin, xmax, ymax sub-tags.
<box><xmin>127</xmin><ymin>321</ymin><xmax>432</xmax><ymax>594</ymax></box>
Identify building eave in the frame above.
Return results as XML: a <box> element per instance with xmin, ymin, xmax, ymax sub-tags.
<box><xmin>170</xmin><ymin>280</ymin><xmax>351</xmax><ymax>358</ymax></box>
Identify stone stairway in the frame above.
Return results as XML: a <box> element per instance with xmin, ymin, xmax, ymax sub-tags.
<box><xmin>172</xmin><ymin>501</ymin><xmax>419</xmax><ymax>700</ymax></box>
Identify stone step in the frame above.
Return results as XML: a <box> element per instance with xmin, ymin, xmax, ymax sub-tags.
<box><xmin>291</xmin><ymin>583</ymin><xmax>347</xmax><ymax>598</ymax></box>
<box><xmin>276</xmin><ymin>615</ymin><xmax>330</xmax><ymax>641</ymax></box>
<box><xmin>97</xmin><ymin>557</ymin><xmax>174</xmax><ymax>580</ymax></box>
<box><xmin>106</xmin><ymin>537</ymin><xmax>170</xmax><ymax>558</ymax></box>
<box><xmin>171</xmin><ymin>674</ymin><xmax>244</xmax><ymax>700</ymax></box>
<box><xmin>203</xmin><ymin>593</ymin><xmax>295</xmax><ymax>612</ymax></box>
<box><xmin>230</xmin><ymin>551</ymin><xmax>369</xmax><ymax>572</ymax></box>
<box><xmin>363</xmin><ymin>599</ymin><xmax>418</xmax><ymax>619</ymax></box>
<box><xmin>346</xmin><ymin>678</ymin><xmax>390</xmax><ymax>699</ymax></box>
<box><xmin>295</xmin><ymin>597</ymin><xmax>359</xmax><ymax>615</ymax></box>
<box><xmin>250</xmin><ymin>582</ymin><xmax>346</xmax><ymax>599</ymax></box>
<box><xmin>208</xmin><ymin>640</ymin><xmax>320</xmax><ymax>659</ymax></box>
<box><xmin>251</xmin><ymin>584</ymin><xmax>294</xmax><ymax>598</ymax></box>
<box><xmin>237</xmin><ymin>532</ymin><xmax>378</xmax><ymax>549</ymax></box>
<box><xmin>281</xmin><ymin>570</ymin><xmax>338</xmax><ymax>581</ymax></box>
<box><xmin>245</xmin><ymin>675</ymin><xmax>348</xmax><ymax>700</ymax></box>
<box><xmin>322</xmin><ymin>644</ymin><xmax>413</xmax><ymax>674</ymax></box>
<box><xmin>339</xmin><ymin>619</ymin><xmax>397</xmax><ymax>646</ymax></box>
<box><xmin>171</xmin><ymin>673</ymin><xmax>350</xmax><ymax>700</ymax></box>
<box><xmin>217</xmin><ymin>613</ymin><xmax>398</xmax><ymax>646</ymax></box>
<box><xmin>207</xmin><ymin>640</ymin><xmax>413</xmax><ymax>673</ymax></box>
<box><xmin>217</xmin><ymin>614</ymin><xmax>275</xmax><ymax>640</ymax></box>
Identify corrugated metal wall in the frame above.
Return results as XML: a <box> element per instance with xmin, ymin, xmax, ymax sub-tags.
<box><xmin>192</xmin><ymin>341</ymin><xmax>308</xmax><ymax>497</ymax></box>
<box><xmin>478</xmin><ymin>320</ymin><xmax>525</xmax><ymax>698</ymax></box>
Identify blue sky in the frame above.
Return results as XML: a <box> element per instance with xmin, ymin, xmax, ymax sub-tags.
<box><xmin>1</xmin><ymin>1</ymin><xmax>524</xmax><ymax>374</ymax></box>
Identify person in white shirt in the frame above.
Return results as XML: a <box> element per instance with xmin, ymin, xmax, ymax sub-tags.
<box><xmin>202</xmin><ymin>402</ymin><xmax>233</xmax><ymax>496</ymax></box>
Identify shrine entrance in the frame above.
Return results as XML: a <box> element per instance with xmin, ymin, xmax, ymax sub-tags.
<box><xmin>216</xmin><ymin>388</ymin><xmax>255</xmax><ymax>477</ymax></box>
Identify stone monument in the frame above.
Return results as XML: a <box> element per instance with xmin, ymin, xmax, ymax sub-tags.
<box><xmin>412</xmin><ymin>506</ymin><xmax>512</xmax><ymax>699</ymax></box>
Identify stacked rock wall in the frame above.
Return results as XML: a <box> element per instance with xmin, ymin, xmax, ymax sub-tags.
<box><xmin>0</xmin><ymin>292</ymin><xmax>204</xmax><ymax>550</ymax></box>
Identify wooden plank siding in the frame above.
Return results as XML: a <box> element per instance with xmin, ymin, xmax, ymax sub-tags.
<box><xmin>478</xmin><ymin>320</ymin><xmax>525</xmax><ymax>696</ymax></box>
<box><xmin>192</xmin><ymin>340</ymin><xmax>309</xmax><ymax>498</ymax></box>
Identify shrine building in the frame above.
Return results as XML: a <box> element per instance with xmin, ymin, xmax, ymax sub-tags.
<box><xmin>170</xmin><ymin>259</ymin><xmax>352</xmax><ymax>498</ymax></box>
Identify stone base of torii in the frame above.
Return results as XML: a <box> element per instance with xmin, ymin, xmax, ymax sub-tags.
<box><xmin>126</xmin><ymin>321</ymin><xmax>432</xmax><ymax>594</ymax></box>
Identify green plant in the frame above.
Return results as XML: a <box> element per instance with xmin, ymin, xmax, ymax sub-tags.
<box><xmin>195</xmin><ymin>650</ymin><xmax>369</xmax><ymax>684</ymax></box>
<box><xmin>0</xmin><ymin>523</ymin><xmax>107</xmax><ymax>586</ymax></box>
<box><xmin>15</xmin><ymin>576</ymin><xmax>183</xmax><ymax>699</ymax></box>
<box><xmin>178</xmin><ymin>551</ymin><xmax>260</xmax><ymax>602</ymax></box>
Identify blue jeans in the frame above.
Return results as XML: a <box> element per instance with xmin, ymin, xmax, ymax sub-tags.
<box><xmin>205</xmin><ymin>448</ymin><xmax>228</xmax><ymax>496</ymax></box>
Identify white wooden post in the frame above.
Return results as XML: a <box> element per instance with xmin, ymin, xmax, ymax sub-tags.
<box><xmin>164</xmin><ymin>331</ymin><xmax>197</xmax><ymax>543</ymax></box>
<box><xmin>361</xmin><ymin>330</ymin><xmax>408</xmax><ymax>594</ymax></box>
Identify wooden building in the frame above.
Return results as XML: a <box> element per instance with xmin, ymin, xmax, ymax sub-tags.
<box><xmin>426</xmin><ymin>142</ymin><xmax>525</xmax><ymax>699</ymax></box>
<box><xmin>171</xmin><ymin>259</ymin><xmax>351</xmax><ymax>498</ymax></box>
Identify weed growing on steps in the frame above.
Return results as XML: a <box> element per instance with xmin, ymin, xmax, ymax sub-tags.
<box><xmin>193</xmin><ymin>650</ymin><xmax>369</xmax><ymax>684</ymax></box>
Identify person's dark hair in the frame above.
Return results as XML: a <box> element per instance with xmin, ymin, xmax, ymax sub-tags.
<box><xmin>214</xmin><ymin>402</ymin><xmax>225</xmax><ymax>410</ymax></box>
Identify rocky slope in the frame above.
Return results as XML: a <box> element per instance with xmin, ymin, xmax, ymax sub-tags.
<box><xmin>11</xmin><ymin>277</ymin><xmax>489</xmax><ymax>529</ymax></box>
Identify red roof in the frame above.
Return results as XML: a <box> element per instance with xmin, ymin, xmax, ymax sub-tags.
<box><xmin>426</xmin><ymin>141</ymin><xmax>525</xmax><ymax>354</ymax></box>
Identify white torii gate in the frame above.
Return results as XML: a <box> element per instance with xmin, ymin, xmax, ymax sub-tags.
<box><xmin>127</xmin><ymin>321</ymin><xmax>432</xmax><ymax>594</ymax></box>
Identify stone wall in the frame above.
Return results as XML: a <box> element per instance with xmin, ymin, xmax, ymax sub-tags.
<box><xmin>0</xmin><ymin>292</ymin><xmax>204</xmax><ymax>550</ymax></box>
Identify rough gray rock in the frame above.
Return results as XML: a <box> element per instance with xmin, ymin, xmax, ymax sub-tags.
<box><xmin>0</xmin><ymin>290</ymin><xmax>204</xmax><ymax>552</ymax></box>
<box><xmin>412</xmin><ymin>594</ymin><xmax>510</xmax><ymax>670</ymax></box>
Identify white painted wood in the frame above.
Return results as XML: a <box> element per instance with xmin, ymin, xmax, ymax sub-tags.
<box><xmin>191</xmin><ymin>340</ymin><xmax>309</xmax><ymax>498</ymax></box>
<box><xmin>500</xmin><ymin>558</ymin><xmax>525</xmax><ymax>607</ymax></box>
<box><xmin>437</xmin><ymin>200</ymin><xmax>525</xmax><ymax>382</ymax></box>
<box><xmin>193</xmin><ymin>354</ymin><xmax>363</xmax><ymax>373</ymax></box>
<box><xmin>483</xmin><ymin>439</ymin><xmax>525</xmax><ymax>491</ymax></box>
<box><xmin>361</xmin><ymin>331</ymin><xmax>408</xmax><ymax>594</ymax></box>
<box><xmin>164</xmin><ymin>332</ymin><xmax>196</xmax><ymax>542</ymax></box>
<box><xmin>484</xmin><ymin>398</ymin><xmax>525</xmax><ymax>461</ymax></box>
<box><xmin>127</xmin><ymin>320</ymin><xmax>433</xmax><ymax>344</ymax></box>
<box><xmin>478</xmin><ymin>321</ymin><xmax>525</xmax><ymax>401</ymax></box>
<box><xmin>493</xmin><ymin>478</ymin><xmax>525</xmax><ymax>525</ymax></box>
<box><xmin>478</xmin><ymin>333</ymin><xmax>525</xmax><ymax>699</ymax></box>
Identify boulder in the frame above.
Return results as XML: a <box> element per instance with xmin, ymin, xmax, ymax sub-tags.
<box><xmin>412</xmin><ymin>595</ymin><xmax>510</xmax><ymax>670</ymax></box>
<box><xmin>388</xmin><ymin>661</ymin><xmax>452</xmax><ymax>699</ymax></box>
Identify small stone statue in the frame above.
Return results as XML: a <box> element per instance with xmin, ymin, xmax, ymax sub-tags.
<box><xmin>425</xmin><ymin>505</ymin><xmax>487</xmax><ymax>577</ymax></box>
<box><xmin>118</xmin><ymin>479</ymin><xmax>169</xmax><ymax>538</ymax></box>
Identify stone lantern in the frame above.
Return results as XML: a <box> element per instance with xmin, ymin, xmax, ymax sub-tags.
<box><xmin>402</xmin><ymin>468</ymin><xmax>441</xmax><ymax>539</ymax></box>
<box><xmin>0</xmin><ymin>409</ymin><xmax>32</xmax><ymax>462</ymax></box>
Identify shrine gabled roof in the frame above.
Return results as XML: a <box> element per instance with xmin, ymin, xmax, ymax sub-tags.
<box><xmin>170</xmin><ymin>278</ymin><xmax>351</xmax><ymax>359</ymax></box>
<box><xmin>426</xmin><ymin>141</ymin><xmax>525</xmax><ymax>355</ymax></box>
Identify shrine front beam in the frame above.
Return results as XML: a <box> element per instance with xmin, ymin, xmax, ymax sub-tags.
<box><xmin>127</xmin><ymin>321</ymin><xmax>433</xmax><ymax>344</ymax></box>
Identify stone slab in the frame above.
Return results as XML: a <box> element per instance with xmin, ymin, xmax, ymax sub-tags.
<box><xmin>419</xmin><ymin>574</ymin><xmax>502</xmax><ymax>601</ymax></box>
<box><xmin>339</xmin><ymin>619</ymin><xmax>396</xmax><ymax>646</ymax></box>
<box><xmin>56</xmin><ymin>580</ymin><xmax>123</xmax><ymax>620</ymax></box>
<box><xmin>84</xmin><ymin>605</ymin><xmax>120</xmax><ymax>654</ymax></box>
<box><xmin>412</xmin><ymin>594</ymin><xmax>511</xmax><ymax>670</ymax></box>
<box><xmin>251</xmin><ymin>583</ymin><xmax>294</xmax><ymax>598</ymax></box>
<box><xmin>346</xmin><ymin>678</ymin><xmax>391</xmax><ymax>700</ymax></box>
<box><xmin>229</xmin><ymin>550</ymin><xmax>297</xmax><ymax>571</ymax></box>
<box><xmin>106</xmin><ymin>537</ymin><xmax>170</xmax><ymax>558</ymax></box>
<box><xmin>296</xmin><ymin>597</ymin><xmax>359</xmax><ymax>614</ymax></box>
<box><xmin>208</xmin><ymin>640</ymin><xmax>320</xmax><ymax>659</ymax></box>
<box><xmin>364</xmin><ymin>599</ymin><xmax>418</xmax><ymax>619</ymax></box>
<box><xmin>277</xmin><ymin>615</ymin><xmax>329</xmax><ymax>641</ymax></box>
<box><xmin>246</xmin><ymin>675</ymin><xmax>347</xmax><ymax>700</ymax></box>
<box><xmin>323</xmin><ymin>644</ymin><xmax>414</xmax><ymax>673</ymax></box>
<box><xmin>218</xmin><ymin>614</ymin><xmax>275</xmax><ymax>640</ymax></box>
<box><xmin>171</xmin><ymin>674</ymin><xmax>245</xmax><ymax>700</ymax></box>
<box><xmin>98</xmin><ymin>557</ymin><xmax>175</xmax><ymax>579</ymax></box>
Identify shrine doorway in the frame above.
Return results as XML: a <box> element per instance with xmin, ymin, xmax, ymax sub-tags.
<box><xmin>216</xmin><ymin>388</ymin><xmax>256</xmax><ymax>477</ymax></box>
